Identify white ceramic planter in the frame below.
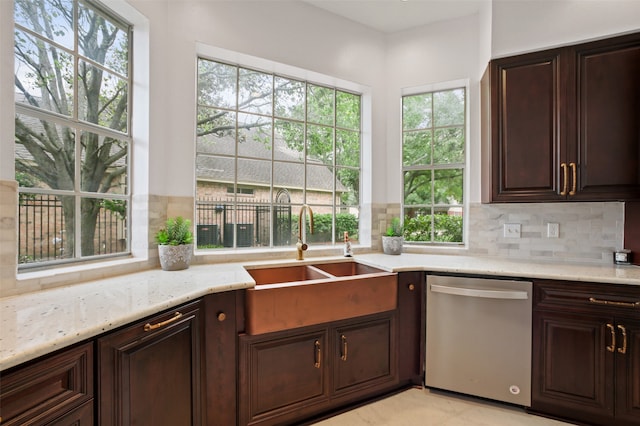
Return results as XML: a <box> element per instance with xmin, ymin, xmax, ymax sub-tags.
<box><xmin>382</xmin><ymin>236</ymin><xmax>403</xmax><ymax>255</ymax></box>
<box><xmin>158</xmin><ymin>244</ymin><xmax>193</xmax><ymax>271</ymax></box>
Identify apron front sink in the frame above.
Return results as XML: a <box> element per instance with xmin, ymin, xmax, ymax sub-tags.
<box><xmin>244</xmin><ymin>261</ymin><xmax>397</xmax><ymax>335</ymax></box>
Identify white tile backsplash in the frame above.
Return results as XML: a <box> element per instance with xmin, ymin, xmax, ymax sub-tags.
<box><xmin>466</xmin><ymin>202</ymin><xmax>624</xmax><ymax>263</ymax></box>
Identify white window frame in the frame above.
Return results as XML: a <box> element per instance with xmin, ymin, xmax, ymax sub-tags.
<box><xmin>400</xmin><ymin>79</ymin><xmax>470</xmax><ymax>248</ymax></box>
<box><xmin>195</xmin><ymin>44</ymin><xmax>373</xmax><ymax>251</ymax></box>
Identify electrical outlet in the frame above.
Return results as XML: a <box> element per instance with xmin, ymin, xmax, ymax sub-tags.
<box><xmin>504</xmin><ymin>223</ymin><xmax>521</xmax><ymax>238</ymax></box>
<box><xmin>547</xmin><ymin>223</ymin><xmax>559</xmax><ymax>238</ymax></box>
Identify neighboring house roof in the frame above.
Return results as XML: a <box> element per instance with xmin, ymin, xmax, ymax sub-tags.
<box><xmin>196</xmin><ymin>128</ymin><xmax>349</xmax><ymax>193</ymax></box>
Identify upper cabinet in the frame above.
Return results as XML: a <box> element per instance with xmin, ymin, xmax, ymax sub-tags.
<box><xmin>482</xmin><ymin>32</ymin><xmax>640</xmax><ymax>203</ymax></box>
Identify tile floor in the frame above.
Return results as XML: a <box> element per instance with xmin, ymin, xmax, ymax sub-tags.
<box><xmin>312</xmin><ymin>388</ymin><xmax>574</xmax><ymax>425</ymax></box>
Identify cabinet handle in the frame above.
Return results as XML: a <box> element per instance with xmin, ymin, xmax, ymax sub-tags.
<box><xmin>618</xmin><ymin>325</ymin><xmax>627</xmax><ymax>355</ymax></box>
<box><xmin>569</xmin><ymin>162</ymin><xmax>577</xmax><ymax>196</ymax></box>
<box><xmin>560</xmin><ymin>163</ymin><xmax>568</xmax><ymax>196</ymax></box>
<box><xmin>144</xmin><ymin>312</ymin><xmax>183</xmax><ymax>332</ymax></box>
<box><xmin>217</xmin><ymin>312</ymin><xmax>226</xmax><ymax>322</ymax></box>
<box><xmin>606</xmin><ymin>323</ymin><xmax>616</xmax><ymax>352</ymax></box>
<box><xmin>314</xmin><ymin>340</ymin><xmax>321</xmax><ymax>368</ymax></box>
<box><xmin>408</xmin><ymin>283</ymin><xmax>415</xmax><ymax>291</ymax></box>
<box><xmin>589</xmin><ymin>297</ymin><xmax>640</xmax><ymax>308</ymax></box>
<box><xmin>340</xmin><ymin>334</ymin><xmax>348</xmax><ymax>361</ymax></box>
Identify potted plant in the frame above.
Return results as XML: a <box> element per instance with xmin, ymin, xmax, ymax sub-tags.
<box><xmin>382</xmin><ymin>217</ymin><xmax>403</xmax><ymax>255</ymax></box>
<box><xmin>155</xmin><ymin>216</ymin><xmax>194</xmax><ymax>271</ymax></box>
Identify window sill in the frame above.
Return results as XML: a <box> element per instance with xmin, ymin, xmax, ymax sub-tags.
<box><xmin>16</xmin><ymin>257</ymin><xmax>152</xmax><ymax>293</ymax></box>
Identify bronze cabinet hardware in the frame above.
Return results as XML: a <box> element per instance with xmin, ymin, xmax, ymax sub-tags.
<box><xmin>340</xmin><ymin>335</ymin><xmax>348</xmax><ymax>361</ymax></box>
<box><xmin>408</xmin><ymin>283</ymin><xmax>415</xmax><ymax>291</ymax></box>
<box><xmin>589</xmin><ymin>297</ymin><xmax>640</xmax><ymax>308</ymax></box>
<box><xmin>569</xmin><ymin>162</ymin><xmax>577</xmax><ymax>195</ymax></box>
<box><xmin>143</xmin><ymin>311</ymin><xmax>183</xmax><ymax>332</ymax></box>
<box><xmin>314</xmin><ymin>340</ymin><xmax>321</xmax><ymax>368</ymax></box>
<box><xmin>217</xmin><ymin>312</ymin><xmax>226</xmax><ymax>322</ymax></box>
<box><xmin>606</xmin><ymin>323</ymin><xmax>616</xmax><ymax>352</ymax></box>
<box><xmin>560</xmin><ymin>163</ymin><xmax>568</xmax><ymax>195</ymax></box>
<box><xmin>617</xmin><ymin>325</ymin><xmax>627</xmax><ymax>354</ymax></box>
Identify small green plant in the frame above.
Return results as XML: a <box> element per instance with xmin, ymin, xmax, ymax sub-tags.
<box><xmin>385</xmin><ymin>217</ymin><xmax>403</xmax><ymax>237</ymax></box>
<box><xmin>155</xmin><ymin>216</ymin><xmax>194</xmax><ymax>246</ymax></box>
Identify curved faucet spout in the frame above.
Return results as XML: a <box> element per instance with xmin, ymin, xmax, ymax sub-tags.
<box><xmin>296</xmin><ymin>204</ymin><xmax>314</xmax><ymax>260</ymax></box>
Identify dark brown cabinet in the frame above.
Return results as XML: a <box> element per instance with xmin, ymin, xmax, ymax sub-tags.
<box><xmin>98</xmin><ymin>300</ymin><xmax>204</xmax><ymax>426</ymax></box>
<box><xmin>483</xmin><ymin>32</ymin><xmax>640</xmax><ymax>203</ymax></box>
<box><xmin>397</xmin><ymin>271</ymin><xmax>425</xmax><ymax>386</ymax></box>
<box><xmin>532</xmin><ymin>280</ymin><xmax>640</xmax><ymax>425</ymax></box>
<box><xmin>239</xmin><ymin>312</ymin><xmax>398</xmax><ymax>425</ymax></box>
<box><xmin>0</xmin><ymin>342</ymin><xmax>94</xmax><ymax>426</ymax></box>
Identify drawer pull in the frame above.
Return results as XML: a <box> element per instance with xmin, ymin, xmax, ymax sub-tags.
<box><xmin>589</xmin><ymin>297</ymin><xmax>640</xmax><ymax>308</ymax></box>
<box><xmin>618</xmin><ymin>325</ymin><xmax>627</xmax><ymax>355</ymax></box>
<box><xmin>606</xmin><ymin>323</ymin><xmax>616</xmax><ymax>352</ymax></box>
<box><xmin>314</xmin><ymin>340</ymin><xmax>321</xmax><ymax>368</ymax></box>
<box><xmin>144</xmin><ymin>312</ymin><xmax>183</xmax><ymax>332</ymax></box>
<box><xmin>217</xmin><ymin>312</ymin><xmax>226</xmax><ymax>322</ymax></box>
<box><xmin>340</xmin><ymin>334</ymin><xmax>348</xmax><ymax>361</ymax></box>
<box><xmin>408</xmin><ymin>283</ymin><xmax>415</xmax><ymax>291</ymax></box>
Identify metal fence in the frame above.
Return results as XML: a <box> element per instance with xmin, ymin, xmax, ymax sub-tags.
<box><xmin>195</xmin><ymin>198</ymin><xmax>292</xmax><ymax>248</ymax></box>
<box><xmin>18</xmin><ymin>194</ymin><xmax>127</xmax><ymax>264</ymax></box>
<box><xmin>18</xmin><ymin>196</ymin><xmax>294</xmax><ymax>263</ymax></box>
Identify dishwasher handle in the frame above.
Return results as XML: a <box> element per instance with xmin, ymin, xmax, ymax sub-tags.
<box><xmin>430</xmin><ymin>283</ymin><xmax>529</xmax><ymax>300</ymax></box>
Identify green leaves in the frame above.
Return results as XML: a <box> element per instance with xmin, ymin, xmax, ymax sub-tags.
<box><xmin>155</xmin><ymin>217</ymin><xmax>194</xmax><ymax>246</ymax></box>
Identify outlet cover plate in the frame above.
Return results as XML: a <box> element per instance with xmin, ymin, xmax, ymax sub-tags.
<box><xmin>504</xmin><ymin>223</ymin><xmax>521</xmax><ymax>238</ymax></box>
<box><xmin>547</xmin><ymin>223</ymin><xmax>559</xmax><ymax>238</ymax></box>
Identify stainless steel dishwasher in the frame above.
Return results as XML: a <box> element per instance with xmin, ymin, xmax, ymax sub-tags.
<box><xmin>425</xmin><ymin>274</ymin><xmax>532</xmax><ymax>406</ymax></box>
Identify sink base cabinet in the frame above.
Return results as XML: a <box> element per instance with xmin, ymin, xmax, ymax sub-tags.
<box><xmin>532</xmin><ymin>280</ymin><xmax>640</xmax><ymax>426</ymax></box>
<box><xmin>239</xmin><ymin>312</ymin><xmax>398</xmax><ymax>426</ymax></box>
<box><xmin>98</xmin><ymin>300</ymin><xmax>204</xmax><ymax>426</ymax></box>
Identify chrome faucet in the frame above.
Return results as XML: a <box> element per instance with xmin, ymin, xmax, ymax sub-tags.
<box><xmin>296</xmin><ymin>204</ymin><xmax>314</xmax><ymax>260</ymax></box>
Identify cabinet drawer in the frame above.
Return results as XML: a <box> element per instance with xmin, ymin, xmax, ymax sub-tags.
<box><xmin>0</xmin><ymin>342</ymin><xmax>93</xmax><ymax>426</ymax></box>
<box><xmin>534</xmin><ymin>280</ymin><xmax>640</xmax><ymax>313</ymax></box>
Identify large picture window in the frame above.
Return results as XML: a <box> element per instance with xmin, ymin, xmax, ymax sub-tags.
<box><xmin>196</xmin><ymin>58</ymin><xmax>361</xmax><ymax>249</ymax></box>
<box><xmin>402</xmin><ymin>86</ymin><xmax>466</xmax><ymax>244</ymax></box>
<box><xmin>14</xmin><ymin>0</ymin><xmax>132</xmax><ymax>267</ymax></box>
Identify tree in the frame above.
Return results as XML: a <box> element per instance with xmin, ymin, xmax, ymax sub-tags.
<box><xmin>14</xmin><ymin>0</ymin><xmax>129</xmax><ymax>259</ymax></box>
<box><xmin>195</xmin><ymin>59</ymin><xmax>362</xmax><ymax>206</ymax></box>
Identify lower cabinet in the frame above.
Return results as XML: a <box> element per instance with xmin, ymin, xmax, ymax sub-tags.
<box><xmin>239</xmin><ymin>312</ymin><xmax>398</xmax><ymax>425</ymax></box>
<box><xmin>0</xmin><ymin>342</ymin><xmax>94</xmax><ymax>426</ymax></box>
<box><xmin>98</xmin><ymin>300</ymin><xmax>205</xmax><ymax>426</ymax></box>
<box><xmin>532</xmin><ymin>280</ymin><xmax>640</xmax><ymax>426</ymax></box>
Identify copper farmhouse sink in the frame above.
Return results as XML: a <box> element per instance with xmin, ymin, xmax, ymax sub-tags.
<box><xmin>244</xmin><ymin>261</ymin><xmax>397</xmax><ymax>335</ymax></box>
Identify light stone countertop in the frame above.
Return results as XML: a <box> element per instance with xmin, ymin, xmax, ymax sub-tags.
<box><xmin>2</xmin><ymin>253</ymin><xmax>639</xmax><ymax>371</ymax></box>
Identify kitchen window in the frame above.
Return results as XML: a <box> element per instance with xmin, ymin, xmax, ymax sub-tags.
<box><xmin>14</xmin><ymin>0</ymin><xmax>132</xmax><ymax>268</ymax></box>
<box><xmin>195</xmin><ymin>57</ymin><xmax>362</xmax><ymax>250</ymax></box>
<box><xmin>402</xmin><ymin>85</ymin><xmax>466</xmax><ymax>245</ymax></box>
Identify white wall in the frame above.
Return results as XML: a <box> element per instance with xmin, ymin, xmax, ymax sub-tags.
<box><xmin>491</xmin><ymin>0</ymin><xmax>640</xmax><ymax>57</ymax></box>
<box><xmin>385</xmin><ymin>14</ymin><xmax>483</xmax><ymax>203</ymax></box>
<box><xmin>127</xmin><ymin>0</ymin><xmax>387</xmax><ymax>200</ymax></box>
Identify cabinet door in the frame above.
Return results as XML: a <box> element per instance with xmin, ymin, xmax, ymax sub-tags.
<box><xmin>487</xmin><ymin>49</ymin><xmax>567</xmax><ymax>202</ymax></box>
<box><xmin>615</xmin><ymin>317</ymin><xmax>640</xmax><ymax>424</ymax></box>
<box><xmin>532</xmin><ymin>310</ymin><xmax>614</xmax><ymax>425</ymax></box>
<box><xmin>239</xmin><ymin>329</ymin><xmax>329</xmax><ymax>425</ymax></box>
<box><xmin>98</xmin><ymin>300</ymin><xmax>203</xmax><ymax>426</ymax></box>
<box><xmin>332</xmin><ymin>314</ymin><xmax>397</xmax><ymax>398</ymax></box>
<box><xmin>572</xmin><ymin>34</ymin><xmax>640</xmax><ymax>201</ymax></box>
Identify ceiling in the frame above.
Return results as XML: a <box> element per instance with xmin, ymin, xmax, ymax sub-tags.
<box><xmin>301</xmin><ymin>0</ymin><xmax>485</xmax><ymax>34</ymax></box>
